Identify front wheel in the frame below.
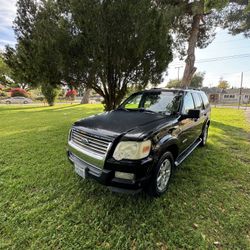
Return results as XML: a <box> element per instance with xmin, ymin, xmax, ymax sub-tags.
<box><xmin>146</xmin><ymin>151</ymin><xmax>174</xmax><ymax>197</ymax></box>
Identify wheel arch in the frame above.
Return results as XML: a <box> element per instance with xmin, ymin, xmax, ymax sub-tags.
<box><xmin>156</xmin><ymin>138</ymin><xmax>179</xmax><ymax>161</ymax></box>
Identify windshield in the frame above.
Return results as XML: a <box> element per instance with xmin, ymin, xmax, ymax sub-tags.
<box><xmin>120</xmin><ymin>91</ymin><xmax>183</xmax><ymax>115</ymax></box>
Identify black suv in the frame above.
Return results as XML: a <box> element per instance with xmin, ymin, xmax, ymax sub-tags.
<box><xmin>67</xmin><ymin>89</ymin><xmax>210</xmax><ymax>196</ymax></box>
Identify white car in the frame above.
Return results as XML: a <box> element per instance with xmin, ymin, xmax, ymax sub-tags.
<box><xmin>3</xmin><ymin>97</ymin><xmax>33</xmax><ymax>104</ymax></box>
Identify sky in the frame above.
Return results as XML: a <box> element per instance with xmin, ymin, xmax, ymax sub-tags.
<box><xmin>0</xmin><ymin>0</ymin><xmax>250</xmax><ymax>88</ymax></box>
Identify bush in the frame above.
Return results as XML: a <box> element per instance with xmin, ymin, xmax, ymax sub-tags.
<box><xmin>41</xmin><ymin>84</ymin><xmax>59</xmax><ymax>106</ymax></box>
<box><xmin>66</xmin><ymin>89</ymin><xmax>77</xmax><ymax>101</ymax></box>
<box><xmin>10</xmin><ymin>88</ymin><xmax>29</xmax><ymax>97</ymax></box>
<box><xmin>0</xmin><ymin>90</ymin><xmax>7</xmax><ymax>97</ymax></box>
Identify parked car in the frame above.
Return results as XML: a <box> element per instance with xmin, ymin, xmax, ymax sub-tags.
<box><xmin>67</xmin><ymin>88</ymin><xmax>211</xmax><ymax>197</ymax></box>
<box><xmin>2</xmin><ymin>97</ymin><xmax>32</xmax><ymax>104</ymax></box>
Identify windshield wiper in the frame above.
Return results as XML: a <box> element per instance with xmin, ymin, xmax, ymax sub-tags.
<box><xmin>133</xmin><ymin>108</ymin><xmax>158</xmax><ymax>114</ymax></box>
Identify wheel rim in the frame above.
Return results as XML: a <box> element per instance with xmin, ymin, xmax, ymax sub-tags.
<box><xmin>203</xmin><ymin>126</ymin><xmax>208</xmax><ymax>144</ymax></box>
<box><xmin>156</xmin><ymin>158</ymin><xmax>171</xmax><ymax>192</ymax></box>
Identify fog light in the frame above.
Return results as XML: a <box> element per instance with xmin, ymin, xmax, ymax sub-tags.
<box><xmin>115</xmin><ymin>171</ymin><xmax>135</xmax><ymax>180</ymax></box>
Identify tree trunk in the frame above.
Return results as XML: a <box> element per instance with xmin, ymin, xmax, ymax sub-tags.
<box><xmin>80</xmin><ymin>88</ymin><xmax>91</xmax><ymax>104</ymax></box>
<box><xmin>181</xmin><ymin>14</ymin><xmax>202</xmax><ymax>88</ymax></box>
<box><xmin>103</xmin><ymin>90</ymin><xmax>126</xmax><ymax>111</ymax></box>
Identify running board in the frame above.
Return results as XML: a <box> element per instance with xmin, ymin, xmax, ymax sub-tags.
<box><xmin>175</xmin><ymin>138</ymin><xmax>202</xmax><ymax>167</ymax></box>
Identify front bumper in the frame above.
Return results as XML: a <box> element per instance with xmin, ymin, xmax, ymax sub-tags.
<box><xmin>67</xmin><ymin>150</ymin><xmax>154</xmax><ymax>193</ymax></box>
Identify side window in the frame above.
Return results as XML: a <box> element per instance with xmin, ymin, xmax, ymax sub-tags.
<box><xmin>192</xmin><ymin>92</ymin><xmax>203</xmax><ymax>109</ymax></box>
<box><xmin>182</xmin><ymin>92</ymin><xmax>195</xmax><ymax>114</ymax></box>
<box><xmin>200</xmin><ymin>92</ymin><xmax>209</xmax><ymax>108</ymax></box>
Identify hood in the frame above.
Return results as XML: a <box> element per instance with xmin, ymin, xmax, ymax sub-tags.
<box><xmin>74</xmin><ymin>110</ymin><xmax>172</xmax><ymax>138</ymax></box>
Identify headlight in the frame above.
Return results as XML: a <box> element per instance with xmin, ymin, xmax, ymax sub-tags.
<box><xmin>113</xmin><ymin>140</ymin><xmax>151</xmax><ymax>161</ymax></box>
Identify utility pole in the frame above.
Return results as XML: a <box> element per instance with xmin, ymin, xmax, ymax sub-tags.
<box><xmin>175</xmin><ymin>66</ymin><xmax>183</xmax><ymax>81</ymax></box>
<box><xmin>238</xmin><ymin>72</ymin><xmax>243</xmax><ymax>109</ymax></box>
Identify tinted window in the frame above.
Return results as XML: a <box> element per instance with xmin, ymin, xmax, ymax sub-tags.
<box><xmin>200</xmin><ymin>92</ymin><xmax>209</xmax><ymax>108</ymax></box>
<box><xmin>192</xmin><ymin>92</ymin><xmax>203</xmax><ymax>109</ymax></box>
<box><xmin>182</xmin><ymin>92</ymin><xmax>194</xmax><ymax>114</ymax></box>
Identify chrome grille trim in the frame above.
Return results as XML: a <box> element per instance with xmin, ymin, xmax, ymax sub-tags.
<box><xmin>70</xmin><ymin>127</ymin><xmax>112</xmax><ymax>157</ymax></box>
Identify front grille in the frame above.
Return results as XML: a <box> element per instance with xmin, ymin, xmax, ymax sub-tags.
<box><xmin>71</xmin><ymin>128</ymin><xmax>112</xmax><ymax>156</ymax></box>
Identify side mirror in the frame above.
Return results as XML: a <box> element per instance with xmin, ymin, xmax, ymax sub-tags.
<box><xmin>187</xmin><ymin>109</ymin><xmax>201</xmax><ymax>119</ymax></box>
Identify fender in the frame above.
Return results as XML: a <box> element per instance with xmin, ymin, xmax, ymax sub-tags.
<box><xmin>153</xmin><ymin>134</ymin><xmax>179</xmax><ymax>160</ymax></box>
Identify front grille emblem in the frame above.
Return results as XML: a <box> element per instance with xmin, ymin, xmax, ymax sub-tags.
<box><xmin>82</xmin><ymin>138</ymin><xmax>90</xmax><ymax>144</ymax></box>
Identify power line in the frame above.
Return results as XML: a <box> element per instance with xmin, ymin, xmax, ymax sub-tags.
<box><xmin>198</xmin><ymin>53</ymin><xmax>250</xmax><ymax>63</ymax></box>
<box><xmin>169</xmin><ymin>53</ymin><xmax>250</xmax><ymax>67</ymax></box>
<box><xmin>214</xmin><ymin>38</ymin><xmax>246</xmax><ymax>43</ymax></box>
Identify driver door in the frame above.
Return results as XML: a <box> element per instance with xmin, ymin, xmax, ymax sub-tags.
<box><xmin>178</xmin><ymin>92</ymin><xmax>197</xmax><ymax>153</ymax></box>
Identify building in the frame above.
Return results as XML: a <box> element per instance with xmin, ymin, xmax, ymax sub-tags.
<box><xmin>202</xmin><ymin>87</ymin><xmax>250</xmax><ymax>104</ymax></box>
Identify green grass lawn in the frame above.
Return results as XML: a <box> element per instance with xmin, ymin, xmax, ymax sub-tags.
<box><xmin>0</xmin><ymin>104</ymin><xmax>249</xmax><ymax>249</ymax></box>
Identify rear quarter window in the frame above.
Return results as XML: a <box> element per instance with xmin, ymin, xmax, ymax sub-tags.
<box><xmin>200</xmin><ymin>92</ymin><xmax>209</xmax><ymax>108</ymax></box>
<box><xmin>192</xmin><ymin>92</ymin><xmax>203</xmax><ymax>109</ymax></box>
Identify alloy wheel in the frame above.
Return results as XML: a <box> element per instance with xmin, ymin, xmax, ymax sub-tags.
<box><xmin>156</xmin><ymin>158</ymin><xmax>171</xmax><ymax>192</ymax></box>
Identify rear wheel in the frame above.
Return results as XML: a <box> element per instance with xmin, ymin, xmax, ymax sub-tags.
<box><xmin>6</xmin><ymin>101</ymin><xmax>11</xmax><ymax>104</ymax></box>
<box><xmin>23</xmin><ymin>101</ymin><xmax>28</xmax><ymax>104</ymax></box>
<box><xmin>146</xmin><ymin>151</ymin><xmax>174</xmax><ymax>197</ymax></box>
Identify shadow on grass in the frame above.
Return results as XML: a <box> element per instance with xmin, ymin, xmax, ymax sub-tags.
<box><xmin>0</xmin><ymin>104</ymin><xmax>103</xmax><ymax>113</ymax></box>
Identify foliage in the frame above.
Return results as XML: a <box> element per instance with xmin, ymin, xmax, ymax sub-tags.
<box><xmin>60</xmin><ymin>0</ymin><xmax>174</xmax><ymax>110</ymax></box>
<box><xmin>11</xmin><ymin>0</ymin><xmax>174</xmax><ymax>111</ymax></box>
<box><xmin>222</xmin><ymin>1</ymin><xmax>250</xmax><ymax>37</ymax></box>
<box><xmin>0</xmin><ymin>105</ymin><xmax>249</xmax><ymax>249</ymax></box>
<box><xmin>4</xmin><ymin>0</ymin><xmax>38</xmax><ymax>90</ymax></box>
<box><xmin>0</xmin><ymin>54</ymin><xmax>12</xmax><ymax>85</ymax></box>
<box><xmin>10</xmin><ymin>88</ymin><xmax>29</xmax><ymax>97</ymax></box>
<box><xmin>168</xmin><ymin>0</ymin><xmax>249</xmax><ymax>87</ymax></box>
<box><xmin>166</xmin><ymin>79</ymin><xmax>181</xmax><ymax>88</ymax></box>
<box><xmin>217</xmin><ymin>79</ymin><xmax>230</xmax><ymax>89</ymax></box>
<box><xmin>167</xmin><ymin>72</ymin><xmax>205</xmax><ymax>88</ymax></box>
<box><xmin>66</xmin><ymin>89</ymin><xmax>78</xmax><ymax>100</ymax></box>
<box><xmin>0</xmin><ymin>90</ymin><xmax>8</xmax><ymax>97</ymax></box>
<box><xmin>41</xmin><ymin>83</ymin><xmax>59</xmax><ymax>106</ymax></box>
<box><xmin>6</xmin><ymin>0</ymin><xmax>63</xmax><ymax>104</ymax></box>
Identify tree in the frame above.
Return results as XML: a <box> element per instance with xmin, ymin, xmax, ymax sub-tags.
<box><xmin>0</xmin><ymin>54</ymin><xmax>11</xmax><ymax>85</ymax></box>
<box><xmin>166</xmin><ymin>79</ymin><xmax>181</xmax><ymax>88</ymax></box>
<box><xmin>190</xmin><ymin>71</ymin><xmax>205</xmax><ymax>88</ymax></box>
<box><xmin>4</xmin><ymin>46</ymin><xmax>33</xmax><ymax>90</ymax></box>
<box><xmin>217</xmin><ymin>79</ymin><xmax>230</xmax><ymax>89</ymax></box>
<box><xmin>167</xmin><ymin>72</ymin><xmax>205</xmax><ymax>88</ymax></box>
<box><xmin>80</xmin><ymin>88</ymin><xmax>91</xmax><ymax>104</ymax></box>
<box><xmin>63</xmin><ymin>0</ymin><xmax>174</xmax><ymax>110</ymax></box>
<box><xmin>7</xmin><ymin>0</ymin><xmax>65</xmax><ymax>105</ymax></box>
<box><xmin>41</xmin><ymin>83</ymin><xmax>59</xmax><ymax>106</ymax></box>
<box><xmin>169</xmin><ymin>1</ymin><xmax>249</xmax><ymax>88</ymax></box>
<box><xmin>4</xmin><ymin>0</ymin><xmax>38</xmax><ymax>90</ymax></box>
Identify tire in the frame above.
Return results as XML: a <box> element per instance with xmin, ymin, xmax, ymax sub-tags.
<box><xmin>23</xmin><ymin>101</ymin><xmax>28</xmax><ymax>104</ymax></box>
<box><xmin>6</xmin><ymin>101</ymin><xmax>11</xmax><ymax>104</ymax></box>
<box><xmin>146</xmin><ymin>151</ymin><xmax>174</xmax><ymax>197</ymax></box>
<box><xmin>200</xmin><ymin>123</ymin><xmax>209</xmax><ymax>147</ymax></box>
